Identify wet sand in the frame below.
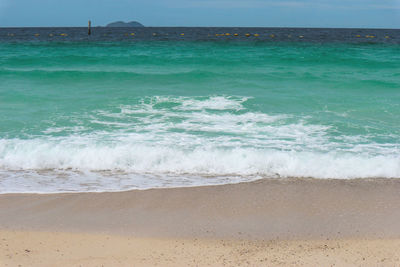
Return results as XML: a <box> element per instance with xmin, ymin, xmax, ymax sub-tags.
<box><xmin>1</xmin><ymin>178</ymin><xmax>400</xmax><ymax>266</ymax></box>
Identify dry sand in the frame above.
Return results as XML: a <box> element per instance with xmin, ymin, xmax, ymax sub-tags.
<box><xmin>2</xmin><ymin>230</ymin><xmax>400</xmax><ymax>266</ymax></box>
<box><xmin>1</xmin><ymin>178</ymin><xmax>400</xmax><ymax>266</ymax></box>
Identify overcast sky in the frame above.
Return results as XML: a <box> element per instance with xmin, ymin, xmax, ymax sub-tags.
<box><xmin>0</xmin><ymin>0</ymin><xmax>399</xmax><ymax>28</ymax></box>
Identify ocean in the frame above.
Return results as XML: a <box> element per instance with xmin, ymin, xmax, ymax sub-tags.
<box><xmin>0</xmin><ymin>27</ymin><xmax>399</xmax><ymax>193</ymax></box>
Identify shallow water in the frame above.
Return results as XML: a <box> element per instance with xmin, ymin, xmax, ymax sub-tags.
<box><xmin>0</xmin><ymin>28</ymin><xmax>399</xmax><ymax>192</ymax></box>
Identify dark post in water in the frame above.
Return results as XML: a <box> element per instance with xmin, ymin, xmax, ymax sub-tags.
<box><xmin>88</xmin><ymin>20</ymin><xmax>91</xmax><ymax>35</ymax></box>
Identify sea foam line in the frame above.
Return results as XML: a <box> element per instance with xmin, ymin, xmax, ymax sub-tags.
<box><xmin>0</xmin><ymin>140</ymin><xmax>399</xmax><ymax>179</ymax></box>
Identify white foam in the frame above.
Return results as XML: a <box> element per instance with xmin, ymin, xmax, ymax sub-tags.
<box><xmin>0</xmin><ymin>139</ymin><xmax>398</xmax><ymax>176</ymax></box>
<box><xmin>0</xmin><ymin>146</ymin><xmax>400</xmax><ymax>193</ymax></box>
<box><xmin>0</xmin><ymin>138</ymin><xmax>399</xmax><ymax>193</ymax></box>
<box><xmin>177</xmin><ymin>96</ymin><xmax>248</xmax><ymax>111</ymax></box>
<box><xmin>0</xmin><ymin>95</ymin><xmax>399</xmax><ymax>193</ymax></box>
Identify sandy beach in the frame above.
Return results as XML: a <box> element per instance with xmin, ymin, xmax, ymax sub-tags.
<box><xmin>2</xmin><ymin>178</ymin><xmax>400</xmax><ymax>266</ymax></box>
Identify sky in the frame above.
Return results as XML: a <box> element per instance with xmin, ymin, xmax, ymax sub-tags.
<box><xmin>0</xmin><ymin>0</ymin><xmax>399</xmax><ymax>28</ymax></box>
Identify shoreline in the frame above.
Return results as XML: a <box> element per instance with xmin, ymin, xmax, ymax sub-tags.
<box><xmin>1</xmin><ymin>176</ymin><xmax>399</xmax><ymax>195</ymax></box>
<box><xmin>2</xmin><ymin>178</ymin><xmax>400</xmax><ymax>265</ymax></box>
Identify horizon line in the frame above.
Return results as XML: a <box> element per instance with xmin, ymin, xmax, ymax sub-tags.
<box><xmin>1</xmin><ymin>26</ymin><xmax>399</xmax><ymax>30</ymax></box>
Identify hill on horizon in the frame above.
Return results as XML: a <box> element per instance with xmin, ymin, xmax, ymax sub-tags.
<box><xmin>106</xmin><ymin>21</ymin><xmax>144</xmax><ymax>27</ymax></box>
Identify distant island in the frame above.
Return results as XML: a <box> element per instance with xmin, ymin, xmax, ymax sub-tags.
<box><xmin>106</xmin><ymin>21</ymin><xmax>144</xmax><ymax>27</ymax></box>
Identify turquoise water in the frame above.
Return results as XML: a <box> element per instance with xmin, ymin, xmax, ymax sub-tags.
<box><xmin>1</xmin><ymin>41</ymin><xmax>400</xmax><ymax>192</ymax></box>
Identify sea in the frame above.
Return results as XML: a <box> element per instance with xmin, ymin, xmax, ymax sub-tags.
<box><xmin>0</xmin><ymin>27</ymin><xmax>399</xmax><ymax>193</ymax></box>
